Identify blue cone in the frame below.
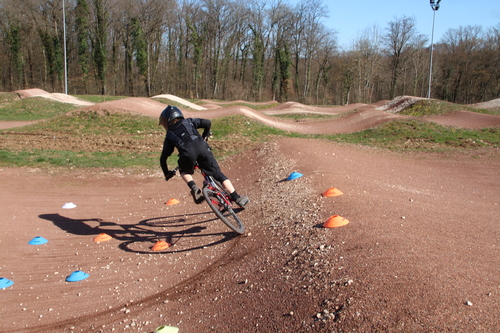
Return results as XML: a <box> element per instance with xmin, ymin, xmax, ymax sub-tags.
<box><xmin>28</xmin><ymin>236</ymin><xmax>48</xmax><ymax>245</ymax></box>
<box><xmin>66</xmin><ymin>271</ymin><xmax>89</xmax><ymax>282</ymax></box>
<box><xmin>0</xmin><ymin>277</ymin><xmax>14</xmax><ymax>289</ymax></box>
<box><xmin>287</xmin><ymin>172</ymin><xmax>303</xmax><ymax>181</ymax></box>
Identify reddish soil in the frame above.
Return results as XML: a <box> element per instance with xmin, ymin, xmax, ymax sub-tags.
<box><xmin>0</xmin><ymin>90</ymin><xmax>499</xmax><ymax>332</ymax></box>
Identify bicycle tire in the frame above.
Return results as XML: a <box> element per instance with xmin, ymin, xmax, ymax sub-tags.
<box><xmin>202</xmin><ymin>186</ymin><xmax>245</xmax><ymax>234</ymax></box>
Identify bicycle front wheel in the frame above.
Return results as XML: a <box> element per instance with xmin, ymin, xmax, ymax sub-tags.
<box><xmin>202</xmin><ymin>187</ymin><xmax>245</xmax><ymax>234</ymax></box>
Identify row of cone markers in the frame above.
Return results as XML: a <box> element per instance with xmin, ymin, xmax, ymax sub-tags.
<box><xmin>164</xmin><ymin>171</ymin><xmax>349</xmax><ymax>231</ymax></box>
<box><xmin>289</xmin><ymin>172</ymin><xmax>349</xmax><ymax>228</ymax></box>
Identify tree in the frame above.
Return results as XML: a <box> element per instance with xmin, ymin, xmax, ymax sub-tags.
<box><xmin>130</xmin><ymin>17</ymin><xmax>148</xmax><ymax>94</ymax></box>
<box><xmin>5</xmin><ymin>22</ymin><xmax>24</xmax><ymax>90</ymax></box>
<box><xmin>383</xmin><ymin>16</ymin><xmax>418</xmax><ymax>98</ymax></box>
<box><xmin>76</xmin><ymin>0</ymin><xmax>91</xmax><ymax>93</ymax></box>
<box><xmin>91</xmin><ymin>0</ymin><xmax>108</xmax><ymax>95</ymax></box>
<box><xmin>440</xmin><ymin>25</ymin><xmax>484</xmax><ymax>103</ymax></box>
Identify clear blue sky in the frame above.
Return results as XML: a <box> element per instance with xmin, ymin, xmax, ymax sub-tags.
<box><xmin>288</xmin><ymin>0</ymin><xmax>500</xmax><ymax>48</ymax></box>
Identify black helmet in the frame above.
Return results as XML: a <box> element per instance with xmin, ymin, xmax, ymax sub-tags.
<box><xmin>159</xmin><ymin>105</ymin><xmax>184</xmax><ymax>126</ymax></box>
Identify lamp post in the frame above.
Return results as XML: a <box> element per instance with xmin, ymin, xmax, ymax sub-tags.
<box><xmin>62</xmin><ymin>0</ymin><xmax>68</xmax><ymax>94</ymax></box>
<box><xmin>427</xmin><ymin>0</ymin><xmax>441</xmax><ymax>99</ymax></box>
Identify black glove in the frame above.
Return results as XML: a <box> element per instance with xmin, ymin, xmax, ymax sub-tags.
<box><xmin>202</xmin><ymin>131</ymin><xmax>213</xmax><ymax>142</ymax></box>
<box><xmin>165</xmin><ymin>170</ymin><xmax>175</xmax><ymax>181</ymax></box>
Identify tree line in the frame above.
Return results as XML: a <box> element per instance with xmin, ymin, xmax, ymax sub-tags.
<box><xmin>1</xmin><ymin>0</ymin><xmax>499</xmax><ymax>105</ymax></box>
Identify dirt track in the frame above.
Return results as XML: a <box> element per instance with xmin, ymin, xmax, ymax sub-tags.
<box><xmin>0</xmin><ymin>90</ymin><xmax>499</xmax><ymax>332</ymax></box>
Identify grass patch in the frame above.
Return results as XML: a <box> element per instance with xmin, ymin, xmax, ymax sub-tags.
<box><xmin>0</xmin><ymin>149</ymin><xmax>157</xmax><ymax>168</ymax></box>
<box><xmin>211</xmin><ymin>115</ymin><xmax>291</xmax><ymax>139</ymax></box>
<box><xmin>73</xmin><ymin>95</ymin><xmax>128</xmax><ymax>103</ymax></box>
<box><xmin>0</xmin><ymin>97</ymin><xmax>76</xmax><ymax>121</ymax></box>
<box><xmin>45</xmin><ymin>110</ymin><xmax>160</xmax><ymax>136</ymax></box>
<box><xmin>272</xmin><ymin>113</ymin><xmax>338</xmax><ymax>121</ymax></box>
<box><xmin>331</xmin><ymin>120</ymin><xmax>500</xmax><ymax>150</ymax></box>
<box><xmin>197</xmin><ymin>101</ymin><xmax>280</xmax><ymax>110</ymax></box>
<box><xmin>400</xmin><ymin>99</ymin><xmax>498</xmax><ymax>116</ymax></box>
<box><xmin>4</xmin><ymin>110</ymin><xmax>160</xmax><ymax>137</ymax></box>
<box><xmin>0</xmin><ymin>92</ymin><xmax>20</xmax><ymax>104</ymax></box>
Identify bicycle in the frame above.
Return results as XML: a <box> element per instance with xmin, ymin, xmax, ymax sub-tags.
<box><xmin>170</xmin><ymin>162</ymin><xmax>245</xmax><ymax>235</ymax></box>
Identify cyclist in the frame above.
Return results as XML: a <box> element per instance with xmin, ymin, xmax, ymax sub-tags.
<box><xmin>159</xmin><ymin>105</ymin><xmax>249</xmax><ymax>208</ymax></box>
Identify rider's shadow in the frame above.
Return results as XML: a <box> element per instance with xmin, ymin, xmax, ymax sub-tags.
<box><xmin>39</xmin><ymin>212</ymin><xmax>238</xmax><ymax>254</ymax></box>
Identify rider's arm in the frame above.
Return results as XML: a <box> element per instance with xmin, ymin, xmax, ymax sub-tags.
<box><xmin>159</xmin><ymin>138</ymin><xmax>175</xmax><ymax>178</ymax></box>
<box><xmin>191</xmin><ymin>118</ymin><xmax>211</xmax><ymax>139</ymax></box>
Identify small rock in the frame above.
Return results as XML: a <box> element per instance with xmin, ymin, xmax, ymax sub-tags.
<box><xmin>465</xmin><ymin>300</ymin><xmax>473</xmax><ymax>306</ymax></box>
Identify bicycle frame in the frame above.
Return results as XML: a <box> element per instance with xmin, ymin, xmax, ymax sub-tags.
<box><xmin>199</xmin><ymin>169</ymin><xmax>233</xmax><ymax>212</ymax></box>
<box><xmin>169</xmin><ymin>163</ymin><xmax>245</xmax><ymax>234</ymax></box>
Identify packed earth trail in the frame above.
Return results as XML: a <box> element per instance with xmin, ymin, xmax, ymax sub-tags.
<box><xmin>1</xmin><ymin>89</ymin><xmax>499</xmax><ymax>332</ymax></box>
<box><xmin>1</xmin><ymin>138</ymin><xmax>498</xmax><ymax>332</ymax></box>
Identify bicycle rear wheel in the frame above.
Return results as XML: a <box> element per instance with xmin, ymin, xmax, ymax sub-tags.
<box><xmin>202</xmin><ymin>187</ymin><xmax>245</xmax><ymax>234</ymax></box>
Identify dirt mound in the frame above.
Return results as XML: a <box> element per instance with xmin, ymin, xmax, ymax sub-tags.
<box><xmin>152</xmin><ymin>94</ymin><xmax>206</xmax><ymax>110</ymax></box>
<box><xmin>76</xmin><ymin>97</ymin><xmax>166</xmax><ymax>117</ymax></box>
<box><xmin>376</xmin><ymin>95</ymin><xmax>427</xmax><ymax>113</ymax></box>
<box><xmin>472</xmin><ymin>98</ymin><xmax>500</xmax><ymax>110</ymax></box>
<box><xmin>15</xmin><ymin>89</ymin><xmax>94</xmax><ymax>106</ymax></box>
<box><xmin>1</xmin><ymin>138</ymin><xmax>498</xmax><ymax>332</ymax></box>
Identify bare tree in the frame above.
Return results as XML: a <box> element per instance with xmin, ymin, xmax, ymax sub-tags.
<box><xmin>383</xmin><ymin>16</ymin><xmax>418</xmax><ymax>98</ymax></box>
<box><xmin>351</xmin><ymin>25</ymin><xmax>383</xmax><ymax>103</ymax></box>
<box><xmin>440</xmin><ymin>25</ymin><xmax>484</xmax><ymax>103</ymax></box>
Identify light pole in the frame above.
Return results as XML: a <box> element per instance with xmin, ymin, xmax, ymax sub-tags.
<box><xmin>62</xmin><ymin>0</ymin><xmax>68</xmax><ymax>94</ymax></box>
<box><xmin>427</xmin><ymin>0</ymin><xmax>441</xmax><ymax>99</ymax></box>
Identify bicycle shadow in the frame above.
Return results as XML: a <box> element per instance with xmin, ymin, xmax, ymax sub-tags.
<box><xmin>39</xmin><ymin>212</ymin><xmax>239</xmax><ymax>254</ymax></box>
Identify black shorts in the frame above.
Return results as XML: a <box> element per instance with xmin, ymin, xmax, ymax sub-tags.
<box><xmin>178</xmin><ymin>142</ymin><xmax>228</xmax><ymax>182</ymax></box>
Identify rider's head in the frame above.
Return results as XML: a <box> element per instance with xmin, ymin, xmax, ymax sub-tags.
<box><xmin>159</xmin><ymin>105</ymin><xmax>184</xmax><ymax>129</ymax></box>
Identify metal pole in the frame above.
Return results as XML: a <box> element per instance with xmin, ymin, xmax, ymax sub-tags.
<box><xmin>62</xmin><ymin>0</ymin><xmax>68</xmax><ymax>94</ymax></box>
<box><xmin>427</xmin><ymin>9</ymin><xmax>436</xmax><ymax>98</ymax></box>
<box><xmin>427</xmin><ymin>0</ymin><xmax>441</xmax><ymax>99</ymax></box>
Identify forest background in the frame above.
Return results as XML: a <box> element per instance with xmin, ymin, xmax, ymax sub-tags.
<box><xmin>1</xmin><ymin>0</ymin><xmax>499</xmax><ymax>105</ymax></box>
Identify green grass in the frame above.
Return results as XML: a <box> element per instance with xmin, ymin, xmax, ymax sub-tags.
<box><xmin>32</xmin><ymin>110</ymin><xmax>160</xmax><ymax>135</ymax></box>
<box><xmin>197</xmin><ymin>101</ymin><xmax>280</xmax><ymax>110</ymax></box>
<box><xmin>0</xmin><ymin>92</ymin><xmax>20</xmax><ymax>104</ymax></box>
<box><xmin>271</xmin><ymin>113</ymin><xmax>338</xmax><ymax>121</ymax></box>
<box><xmin>73</xmin><ymin>95</ymin><xmax>128</xmax><ymax>103</ymax></box>
<box><xmin>211</xmin><ymin>115</ymin><xmax>290</xmax><ymax>139</ymax></box>
<box><xmin>0</xmin><ymin>97</ymin><xmax>76</xmax><ymax>121</ymax></box>
<box><xmin>0</xmin><ymin>149</ymin><xmax>157</xmax><ymax>168</ymax></box>
<box><xmin>400</xmin><ymin>99</ymin><xmax>499</xmax><ymax>116</ymax></box>
<box><xmin>331</xmin><ymin>120</ymin><xmax>500</xmax><ymax>149</ymax></box>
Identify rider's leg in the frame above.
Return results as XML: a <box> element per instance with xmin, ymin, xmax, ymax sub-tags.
<box><xmin>181</xmin><ymin>172</ymin><xmax>204</xmax><ymax>204</ymax></box>
<box><xmin>221</xmin><ymin>179</ymin><xmax>235</xmax><ymax>194</ymax></box>
<box><xmin>181</xmin><ymin>172</ymin><xmax>194</xmax><ymax>185</ymax></box>
<box><xmin>221</xmin><ymin>178</ymin><xmax>249</xmax><ymax>207</ymax></box>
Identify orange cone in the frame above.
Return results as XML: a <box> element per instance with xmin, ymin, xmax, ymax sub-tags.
<box><xmin>93</xmin><ymin>233</ymin><xmax>112</xmax><ymax>242</ymax></box>
<box><xmin>165</xmin><ymin>198</ymin><xmax>180</xmax><ymax>205</ymax></box>
<box><xmin>323</xmin><ymin>215</ymin><xmax>349</xmax><ymax>228</ymax></box>
<box><xmin>321</xmin><ymin>188</ymin><xmax>343</xmax><ymax>197</ymax></box>
<box><xmin>151</xmin><ymin>241</ymin><xmax>170</xmax><ymax>251</ymax></box>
